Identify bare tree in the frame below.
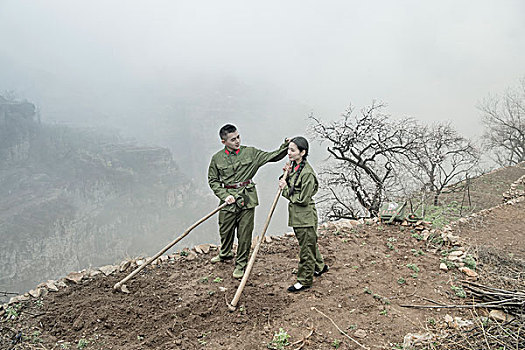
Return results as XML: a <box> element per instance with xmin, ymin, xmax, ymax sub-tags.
<box><xmin>310</xmin><ymin>102</ymin><xmax>417</xmax><ymax>218</ymax></box>
<box><xmin>404</xmin><ymin>122</ymin><xmax>480</xmax><ymax>206</ymax></box>
<box><xmin>478</xmin><ymin>78</ymin><xmax>525</xmax><ymax>166</ymax></box>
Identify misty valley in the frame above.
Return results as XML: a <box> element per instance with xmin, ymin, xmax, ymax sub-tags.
<box><xmin>0</xmin><ymin>96</ymin><xmax>214</xmax><ymax>298</ymax></box>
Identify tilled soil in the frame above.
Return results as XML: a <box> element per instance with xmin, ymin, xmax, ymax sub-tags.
<box><xmin>2</xmin><ymin>198</ymin><xmax>524</xmax><ymax>349</ymax></box>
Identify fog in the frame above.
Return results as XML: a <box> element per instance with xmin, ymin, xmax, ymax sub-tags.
<box><xmin>1</xmin><ymin>1</ymin><xmax>524</xmax><ymax>283</ymax></box>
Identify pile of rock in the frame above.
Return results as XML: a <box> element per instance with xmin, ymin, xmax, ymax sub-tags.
<box><xmin>502</xmin><ymin>174</ymin><xmax>525</xmax><ymax>202</ymax></box>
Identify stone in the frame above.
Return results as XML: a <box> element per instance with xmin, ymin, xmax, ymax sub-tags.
<box><xmin>99</xmin><ymin>265</ymin><xmax>117</xmax><ymax>276</ymax></box>
<box><xmin>186</xmin><ymin>252</ymin><xmax>197</xmax><ymax>261</ymax></box>
<box><xmin>219</xmin><ymin>287</ymin><xmax>227</xmax><ymax>292</ymax></box>
<box><xmin>159</xmin><ymin>255</ymin><xmax>169</xmax><ymax>262</ymax></box>
<box><xmin>194</xmin><ymin>245</ymin><xmax>203</xmax><ymax>254</ymax></box>
<box><xmin>448</xmin><ymin>250</ymin><xmax>463</xmax><ymax>257</ymax></box>
<box><xmin>265</xmin><ymin>236</ymin><xmax>272</xmax><ymax>243</ymax></box>
<box><xmin>9</xmin><ymin>294</ymin><xmax>29</xmax><ymax>304</ymax></box>
<box><xmin>459</xmin><ymin>267</ymin><xmax>478</xmax><ymax>278</ymax></box>
<box><xmin>88</xmin><ymin>269</ymin><xmax>101</xmax><ymax>277</ymax></box>
<box><xmin>196</xmin><ymin>244</ymin><xmax>211</xmax><ymax>254</ymax></box>
<box><xmin>454</xmin><ymin>317</ymin><xmax>473</xmax><ymax>328</ymax></box>
<box><xmin>285</xmin><ymin>232</ymin><xmax>295</xmax><ymax>237</ymax></box>
<box><xmin>489</xmin><ymin>310</ymin><xmax>511</xmax><ymax>322</ymax></box>
<box><xmin>439</xmin><ymin>263</ymin><xmax>449</xmax><ymax>271</ymax></box>
<box><xmin>120</xmin><ymin>285</ymin><xmax>130</xmax><ymax>294</ymax></box>
<box><xmin>444</xmin><ymin>314</ymin><xmax>454</xmax><ymax>326</ymax></box>
<box><xmin>56</xmin><ymin>280</ymin><xmax>67</xmax><ymax>288</ymax></box>
<box><xmin>46</xmin><ymin>281</ymin><xmax>59</xmax><ymax>292</ymax></box>
<box><xmin>66</xmin><ymin>272</ymin><xmax>84</xmax><ymax>284</ymax></box>
<box><xmin>29</xmin><ymin>288</ymin><xmax>42</xmax><ymax>298</ymax></box>
<box><xmin>403</xmin><ymin>333</ymin><xmax>432</xmax><ymax>348</ymax></box>
<box><xmin>354</xmin><ymin>329</ymin><xmax>366</xmax><ymax>338</ymax></box>
<box><xmin>136</xmin><ymin>259</ymin><xmax>146</xmax><ymax>266</ymax></box>
<box><xmin>119</xmin><ymin>260</ymin><xmax>131</xmax><ymax>272</ymax></box>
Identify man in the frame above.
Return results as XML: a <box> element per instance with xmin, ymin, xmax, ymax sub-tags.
<box><xmin>208</xmin><ymin>124</ymin><xmax>289</xmax><ymax>279</ymax></box>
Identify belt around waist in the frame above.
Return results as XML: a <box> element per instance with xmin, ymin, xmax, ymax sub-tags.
<box><xmin>224</xmin><ymin>179</ymin><xmax>253</xmax><ymax>189</ymax></box>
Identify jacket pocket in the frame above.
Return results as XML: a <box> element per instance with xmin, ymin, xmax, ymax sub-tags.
<box><xmin>289</xmin><ymin>204</ymin><xmax>315</xmax><ymax>227</ymax></box>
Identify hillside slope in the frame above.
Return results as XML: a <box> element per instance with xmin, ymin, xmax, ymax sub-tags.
<box><xmin>1</xmin><ymin>167</ymin><xmax>524</xmax><ymax>349</ymax></box>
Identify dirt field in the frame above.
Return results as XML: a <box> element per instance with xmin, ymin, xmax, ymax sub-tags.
<box><xmin>1</xmin><ymin>166</ymin><xmax>524</xmax><ymax>349</ymax></box>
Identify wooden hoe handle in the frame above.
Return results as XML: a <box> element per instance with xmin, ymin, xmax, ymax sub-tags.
<box><xmin>228</xmin><ymin>169</ymin><xmax>289</xmax><ymax>310</ymax></box>
<box><xmin>114</xmin><ymin>202</ymin><xmax>228</xmax><ymax>291</ymax></box>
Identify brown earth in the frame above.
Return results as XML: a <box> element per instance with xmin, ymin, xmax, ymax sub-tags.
<box><xmin>1</xmin><ymin>166</ymin><xmax>524</xmax><ymax>350</ymax></box>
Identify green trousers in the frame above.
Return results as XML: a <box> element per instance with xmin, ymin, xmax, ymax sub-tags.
<box><xmin>218</xmin><ymin>208</ymin><xmax>255</xmax><ymax>270</ymax></box>
<box><xmin>294</xmin><ymin>226</ymin><xmax>325</xmax><ymax>287</ymax></box>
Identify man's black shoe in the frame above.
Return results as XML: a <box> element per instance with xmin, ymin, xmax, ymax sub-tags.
<box><xmin>287</xmin><ymin>284</ymin><xmax>311</xmax><ymax>293</ymax></box>
<box><xmin>314</xmin><ymin>264</ymin><xmax>329</xmax><ymax>277</ymax></box>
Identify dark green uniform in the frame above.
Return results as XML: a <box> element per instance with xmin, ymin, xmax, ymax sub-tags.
<box><xmin>208</xmin><ymin>141</ymin><xmax>288</xmax><ymax>270</ymax></box>
<box><xmin>281</xmin><ymin>161</ymin><xmax>325</xmax><ymax>287</ymax></box>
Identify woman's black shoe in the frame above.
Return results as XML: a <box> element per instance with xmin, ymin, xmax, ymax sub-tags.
<box><xmin>287</xmin><ymin>284</ymin><xmax>311</xmax><ymax>293</ymax></box>
<box><xmin>314</xmin><ymin>264</ymin><xmax>329</xmax><ymax>277</ymax></box>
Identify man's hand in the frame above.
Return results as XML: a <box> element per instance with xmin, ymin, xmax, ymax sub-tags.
<box><xmin>225</xmin><ymin>195</ymin><xmax>236</xmax><ymax>204</ymax></box>
<box><xmin>278</xmin><ymin>178</ymin><xmax>287</xmax><ymax>190</ymax></box>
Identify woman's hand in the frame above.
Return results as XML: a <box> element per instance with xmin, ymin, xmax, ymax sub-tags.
<box><xmin>282</xmin><ymin>161</ymin><xmax>292</xmax><ymax>172</ymax></box>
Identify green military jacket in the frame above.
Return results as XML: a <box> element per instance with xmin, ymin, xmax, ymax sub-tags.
<box><xmin>208</xmin><ymin>140</ymin><xmax>288</xmax><ymax>212</ymax></box>
<box><xmin>281</xmin><ymin>161</ymin><xmax>319</xmax><ymax>227</ymax></box>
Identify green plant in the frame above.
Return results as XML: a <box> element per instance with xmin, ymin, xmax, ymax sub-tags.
<box><xmin>451</xmin><ymin>285</ymin><xmax>466</xmax><ymax>298</ymax></box>
<box><xmin>411</xmin><ymin>233</ymin><xmax>423</xmax><ymax>241</ymax></box>
<box><xmin>427</xmin><ymin>318</ymin><xmax>436</xmax><ymax>326</ymax></box>
<box><xmin>379</xmin><ymin>309</ymin><xmax>388</xmax><ymax>315</ymax></box>
<box><xmin>411</xmin><ymin>249</ymin><xmax>425</xmax><ymax>256</ymax></box>
<box><xmin>386</xmin><ymin>242</ymin><xmax>395</xmax><ymax>250</ymax></box>
<box><xmin>397</xmin><ymin>277</ymin><xmax>406</xmax><ymax>285</ymax></box>
<box><xmin>35</xmin><ymin>299</ymin><xmax>44</xmax><ymax>307</ymax></box>
<box><xmin>200</xmin><ymin>276</ymin><xmax>209</xmax><ymax>283</ymax></box>
<box><xmin>406</xmin><ymin>263</ymin><xmax>420</xmax><ymax>273</ymax></box>
<box><xmin>213</xmin><ymin>277</ymin><xmax>223</xmax><ymax>283</ymax></box>
<box><xmin>363</xmin><ymin>287</ymin><xmax>372</xmax><ymax>294</ymax></box>
<box><xmin>411</xmin><ymin>273</ymin><xmax>418</xmax><ymax>279</ymax></box>
<box><xmin>59</xmin><ymin>342</ymin><xmax>71</xmax><ymax>349</ymax></box>
<box><xmin>208</xmin><ymin>290</ymin><xmax>215</xmax><ymax>296</ymax></box>
<box><xmin>267</xmin><ymin>328</ymin><xmax>290</xmax><ymax>350</ymax></box>
<box><xmin>440</xmin><ymin>258</ymin><xmax>455</xmax><ymax>270</ymax></box>
<box><xmin>332</xmin><ymin>339</ymin><xmax>341</xmax><ymax>348</ymax></box>
<box><xmin>77</xmin><ymin>338</ymin><xmax>89</xmax><ymax>349</ymax></box>
<box><xmin>348</xmin><ymin>324</ymin><xmax>357</xmax><ymax>330</ymax></box>
<box><xmin>180</xmin><ymin>250</ymin><xmax>189</xmax><ymax>257</ymax></box>
<box><xmin>464</xmin><ymin>255</ymin><xmax>476</xmax><ymax>269</ymax></box>
<box><xmin>6</xmin><ymin>304</ymin><xmax>20</xmax><ymax>318</ymax></box>
<box><xmin>137</xmin><ymin>335</ymin><xmax>144</xmax><ymax>341</ymax></box>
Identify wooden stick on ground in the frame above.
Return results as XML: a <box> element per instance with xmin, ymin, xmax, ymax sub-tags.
<box><xmin>113</xmin><ymin>202</ymin><xmax>228</xmax><ymax>292</ymax></box>
<box><xmin>311</xmin><ymin>307</ymin><xmax>369</xmax><ymax>350</ymax></box>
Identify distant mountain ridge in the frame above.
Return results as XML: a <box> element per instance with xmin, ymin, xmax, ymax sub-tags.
<box><xmin>0</xmin><ymin>96</ymin><xmax>210</xmax><ymax>296</ymax></box>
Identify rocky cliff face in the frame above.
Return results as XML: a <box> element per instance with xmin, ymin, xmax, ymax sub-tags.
<box><xmin>0</xmin><ymin>97</ymin><xmax>210</xmax><ymax>297</ymax></box>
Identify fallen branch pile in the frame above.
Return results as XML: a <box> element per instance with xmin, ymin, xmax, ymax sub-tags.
<box><xmin>462</xmin><ymin>280</ymin><xmax>525</xmax><ymax>317</ymax></box>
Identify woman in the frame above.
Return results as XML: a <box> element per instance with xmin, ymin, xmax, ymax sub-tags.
<box><xmin>279</xmin><ymin>136</ymin><xmax>329</xmax><ymax>292</ymax></box>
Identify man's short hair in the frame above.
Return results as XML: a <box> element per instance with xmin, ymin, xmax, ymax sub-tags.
<box><xmin>219</xmin><ymin>124</ymin><xmax>237</xmax><ymax>140</ymax></box>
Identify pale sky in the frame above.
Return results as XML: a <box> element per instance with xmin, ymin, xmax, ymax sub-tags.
<box><xmin>1</xmin><ymin>0</ymin><xmax>524</xmax><ymax>138</ymax></box>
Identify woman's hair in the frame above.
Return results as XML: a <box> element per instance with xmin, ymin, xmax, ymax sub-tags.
<box><xmin>288</xmin><ymin>136</ymin><xmax>309</xmax><ymax>196</ymax></box>
<box><xmin>291</xmin><ymin>136</ymin><xmax>309</xmax><ymax>159</ymax></box>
